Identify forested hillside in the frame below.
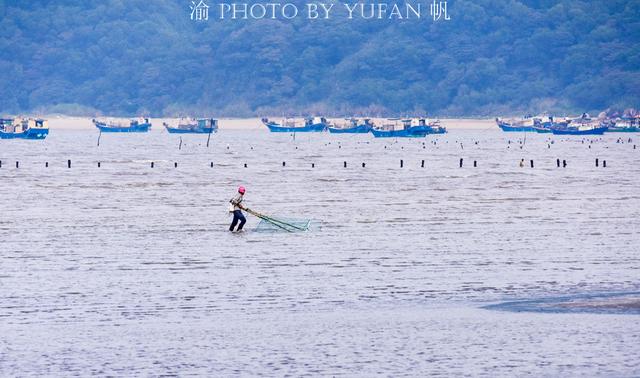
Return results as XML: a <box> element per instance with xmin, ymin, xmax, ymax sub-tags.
<box><xmin>0</xmin><ymin>0</ymin><xmax>638</xmax><ymax>116</ymax></box>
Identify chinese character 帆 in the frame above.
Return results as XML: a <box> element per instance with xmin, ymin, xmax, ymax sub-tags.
<box><xmin>190</xmin><ymin>0</ymin><xmax>209</xmax><ymax>21</ymax></box>
<box><xmin>430</xmin><ymin>1</ymin><xmax>451</xmax><ymax>21</ymax></box>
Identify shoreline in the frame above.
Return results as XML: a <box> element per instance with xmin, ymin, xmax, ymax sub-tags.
<box><xmin>41</xmin><ymin>116</ymin><xmax>498</xmax><ymax>131</ymax></box>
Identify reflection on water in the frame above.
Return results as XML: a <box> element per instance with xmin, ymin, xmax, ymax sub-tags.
<box><xmin>1</xmin><ymin>129</ymin><xmax>639</xmax><ymax>375</ymax></box>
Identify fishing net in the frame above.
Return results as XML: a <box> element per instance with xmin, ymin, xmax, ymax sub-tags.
<box><xmin>244</xmin><ymin>207</ymin><xmax>314</xmax><ymax>233</ymax></box>
<box><xmin>254</xmin><ymin>217</ymin><xmax>312</xmax><ymax>233</ymax></box>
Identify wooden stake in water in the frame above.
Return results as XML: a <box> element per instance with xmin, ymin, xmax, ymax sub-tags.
<box><xmin>97</xmin><ymin>130</ymin><xmax>102</xmax><ymax>146</ymax></box>
<box><xmin>206</xmin><ymin>119</ymin><xmax>213</xmax><ymax>148</ymax></box>
<box><xmin>179</xmin><ymin>136</ymin><xmax>183</xmax><ymax>150</ymax></box>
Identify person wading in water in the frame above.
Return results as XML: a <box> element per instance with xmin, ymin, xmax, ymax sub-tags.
<box><xmin>229</xmin><ymin>186</ymin><xmax>247</xmax><ymax>232</ymax></box>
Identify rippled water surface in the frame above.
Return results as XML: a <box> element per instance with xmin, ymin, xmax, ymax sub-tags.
<box><xmin>1</xmin><ymin>129</ymin><xmax>639</xmax><ymax>376</ymax></box>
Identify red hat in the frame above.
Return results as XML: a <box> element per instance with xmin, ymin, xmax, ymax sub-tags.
<box><xmin>238</xmin><ymin>186</ymin><xmax>246</xmax><ymax>194</ymax></box>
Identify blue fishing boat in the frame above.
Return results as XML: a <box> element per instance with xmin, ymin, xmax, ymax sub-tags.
<box><xmin>499</xmin><ymin>115</ymin><xmax>573</xmax><ymax>133</ymax></box>
<box><xmin>532</xmin><ymin>116</ymin><xmax>566</xmax><ymax>133</ymax></box>
<box><xmin>551</xmin><ymin>125</ymin><xmax>608</xmax><ymax>135</ymax></box>
<box><xmin>550</xmin><ymin>113</ymin><xmax>608</xmax><ymax>135</ymax></box>
<box><xmin>328</xmin><ymin>118</ymin><xmax>374</xmax><ymax>134</ymax></box>
<box><xmin>163</xmin><ymin>118</ymin><xmax>218</xmax><ymax>134</ymax></box>
<box><xmin>262</xmin><ymin>117</ymin><xmax>327</xmax><ymax>132</ymax></box>
<box><xmin>497</xmin><ymin>115</ymin><xmax>544</xmax><ymax>132</ymax></box>
<box><xmin>533</xmin><ymin>125</ymin><xmax>552</xmax><ymax>133</ymax></box>
<box><xmin>371</xmin><ymin>118</ymin><xmax>444</xmax><ymax>138</ymax></box>
<box><xmin>0</xmin><ymin>118</ymin><xmax>49</xmax><ymax>140</ymax></box>
<box><xmin>93</xmin><ymin>118</ymin><xmax>151</xmax><ymax>132</ymax></box>
<box><xmin>608</xmin><ymin>126</ymin><xmax>640</xmax><ymax>132</ymax></box>
<box><xmin>496</xmin><ymin>116</ymin><xmax>537</xmax><ymax>132</ymax></box>
<box><xmin>498</xmin><ymin>123</ymin><xmax>535</xmax><ymax>132</ymax></box>
<box><xmin>426</xmin><ymin>119</ymin><xmax>448</xmax><ymax>134</ymax></box>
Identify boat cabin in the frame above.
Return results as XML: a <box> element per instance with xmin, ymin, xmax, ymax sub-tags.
<box><xmin>400</xmin><ymin>118</ymin><xmax>435</xmax><ymax>129</ymax></box>
<box><xmin>304</xmin><ymin>117</ymin><xmax>327</xmax><ymax>126</ymax></box>
<box><xmin>131</xmin><ymin>117</ymin><xmax>150</xmax><ymax>126</ymax></box>
<box><xmin>198</xmin><ymin>118</ymin><xmax>218</xmax><ymax>129</ymax></box>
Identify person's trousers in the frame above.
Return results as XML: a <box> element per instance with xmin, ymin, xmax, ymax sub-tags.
<box><xmin>230</xmin><ymin>210</ymin><xmax>246</xmax><ymax>231</ymax></box>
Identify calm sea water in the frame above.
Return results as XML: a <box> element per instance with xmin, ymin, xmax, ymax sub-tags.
<box><xmin>1</xmin><ymin>129</ymin><xmax>639</xmax><ymax>376</ymax></box>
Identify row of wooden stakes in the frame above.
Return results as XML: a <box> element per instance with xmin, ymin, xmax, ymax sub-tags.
<box><xmin>0</xmin><ymin>158</ymin><xmax>611</xmax><ymax>169</ymax></box>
